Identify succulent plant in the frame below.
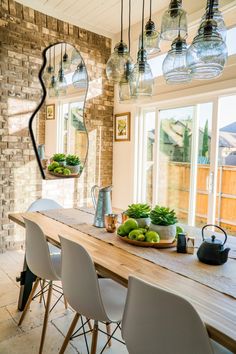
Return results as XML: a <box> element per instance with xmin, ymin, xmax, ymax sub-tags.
<box><xmin>126</xmin><ymin>203</ymin><xmax>151</xmax><ymax>219</ymax></box>
<box><xmin>66</xmin><ymin>154</ymin><xmax>80</xmax><ymax>166</ymax></box>
<box><xmin>52</xmin><ymin>153</ymin><xmax>66</xmax><ymax>162</ymax></box>
<box><xmin>150</xmin><ymin>205</ymin><xmax>178</xmax><ymax>226</ymax></box>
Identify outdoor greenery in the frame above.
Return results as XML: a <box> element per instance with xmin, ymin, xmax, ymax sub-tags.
<box><xmin>202</xmin><ymin>120</ymin><xmax>209</xmax><ymax>157</ymax></box>
<box><xmin>150</xmin><ymin>205</ymin><xmax>178</xmax><ymax>226</ymax></box>
<box><xmin>126</xmin><ymin>203</ymin><xmax>151</xmax><ymax>219</ymax></box>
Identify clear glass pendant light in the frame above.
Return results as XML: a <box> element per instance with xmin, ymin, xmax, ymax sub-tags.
<box><xmin>187</xmin><ymin>1</ymin><xmax>228</xmax><ymax>80</ymax></box>
<box><xmin>119</xmin><ymin>0</ymin><xmax>134</xmax><ymax>102</ymax></box>
<box><xmin>62</xmin><ymin>43</ymin><xmax>71</xmax><ymax>70</ymax></box>
<box><xmin>72</xmin><ymin>62</ymin><xmax>88</xmax><ymax>89</ymax></box>
<box><xmin>161</xmin><ymin>0</ymin><xmax>187</xmax><ymax>41</ymax></box>
<box><xmin>130</xmin><ymin>0</ymin><xmax>154</xmax><ymax>98</ymax></box>
<box><xmin>71</xmin><ymin>48</ymin><xmax>81</xmax><ymax>65</ymax></box>
<box><xmin>162</xmin><ymin>36</ymin><xmax>191</xmax><ymax>84</ymax></box>
<box><xmin>139</xmin><ymin>0</ymin><xmax>160</xmax><ymax>55</ymax></box>
<box><xmin>57</xmin><ymin>44</ymin><xmax>67</xmax><ymax>96</ymax></box>
<box><xmin>201</xmin><ymin>0</ymin><xmax>227</xmax><ymax>41</ymax></box>
<box><xmin>106</xmin><ymin>0</ymin><xmax>131</xmax><ymax>83</ymax></box>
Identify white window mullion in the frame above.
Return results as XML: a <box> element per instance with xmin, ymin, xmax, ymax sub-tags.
<box><xmin>207</xmin><ymin>97</ymin><xmax>219</xmax><ymax>224</ymax></box>
<box><xmin>153</xmin><ymin>108</ymin><xmax>161</xmax><ymax>206</ymax></box>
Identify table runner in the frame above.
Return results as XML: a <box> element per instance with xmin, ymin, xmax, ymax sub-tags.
<box><xmin>39</xmin><ymin>208</ymin><xmax>236</xmax><ymax>299</ymax></box>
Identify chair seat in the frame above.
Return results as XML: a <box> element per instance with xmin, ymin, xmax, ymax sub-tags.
<box><xmin>99</xmin><ymin>278</ymin><xmax>127</xmax><ymax>323</ymax></box>
<box><xmin>211</xmin><ymin>340</ymin><xmax>233</xmax><ymax>354</ymax></box>
<box><xmin>50</xmin><ymin>252</ymin><xmax>61</xmax><ymax>279</ymax></box>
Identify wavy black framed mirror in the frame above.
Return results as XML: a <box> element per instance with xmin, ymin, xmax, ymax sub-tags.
<box><xmin>29</xmin><ymin>42</ymin><xmax>89</xmax><ymax>179</ymax></box>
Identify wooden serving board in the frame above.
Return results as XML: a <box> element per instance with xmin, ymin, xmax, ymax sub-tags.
<box><xmin>117</xmin><ymin>234</ymin><xmax>177</xmax><ymax>248</ymax></box>
<box><xmin>48</xmin><ymin>170</ymin><xmax>80</xmax><ymax>178</ymax></box>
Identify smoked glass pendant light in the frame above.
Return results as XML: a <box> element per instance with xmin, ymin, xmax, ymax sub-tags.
<box><xmin>187</xmin><ymin>0</ymin><xmax>228</xmax><ymax>80</ymax></box>
<box><xmin>49</xmin><ymin>46</ymin><xmax>58</xmax><ymax>97</ymax></box>
<box><xmin>106</xmin><ymin>0</ymin><xmax>131</xmax><ymax>83</ymax></box>
<box><xmin>130</xmin><ymin>0</ymin><xmax>154</xmax><ymax>98</ymax></box>
<box><xmin>44</xmin><ymin>48</ymin><xmax>54</xmax><ymax>87</ymax></box>
<box><xmin>62</xmin><ymin>43</ymin><xmax>71</xmax><ymax>70</ymax></box>
<box><xmin>72</xmin><ymin>62</ymin><xmax>87</xmax><ymax>89</ymax></box>
<box><xmin>119</xmin><ymin>0</ymin><xmax>134</xmax><ymax>102</ymax></box>
<box><xmin>57</xmin><ymin>44</ymin><xmax>67</xmax><ymax>96</ymax></box>
<box><xmin>162</xmin><ymin>36</ymin><xmax>191</xmax><ymax>84</ymax></box>
<box><xmin>201</xmin><ymin>0</ymin><xmax>227</xmax><ymax>40</ymax></box>
<box><xmin>139</xmin><ymin>0</ymin><xmax>160</xmax><ymax>55</ymax></box>
<box><xmin>161</xmin><ymin>0</ymin><xmax>187</xmax><ymax>41</ymax></box>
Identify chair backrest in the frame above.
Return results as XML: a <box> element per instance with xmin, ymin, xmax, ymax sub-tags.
<box><xmin>24</xmin><ymin>218</ymin><xmax>60</xmax><ymax>281</ymax></box>
<box><xmin>122</xmin><ymin>276</ymin><xmax>214</xmax><ymax>354</ymax></box>
<box><xmin>27</xmin><ymin>198</ymin><xmax>62</xmax><ymax>212</ymax></box>
<box><xmin>59</xmin><ymin>235</ymin><xmax>109</xmax><ymax>322</ymax></box>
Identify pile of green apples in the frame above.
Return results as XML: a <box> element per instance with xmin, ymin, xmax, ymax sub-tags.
<box><xmin>48</xmin><ymin>162</ymin><xmax>71</xmax><ymax>176</ymax></box>
<box><xmin>117</xmin><ymin>218</ymin><xmax>160</xmax><ymax>243</ymax></box>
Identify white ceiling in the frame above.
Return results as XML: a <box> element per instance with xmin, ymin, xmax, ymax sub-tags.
<box><xmin>16</xmin><ymin>0</ymin><xmax>211</xmax><ymax>38</ymax></box>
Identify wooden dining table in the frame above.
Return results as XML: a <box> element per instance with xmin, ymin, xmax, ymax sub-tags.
<box><xmin>9</xmin><ymin>210</ymin><xmax>236</xmax><ymax>353</ymax></box>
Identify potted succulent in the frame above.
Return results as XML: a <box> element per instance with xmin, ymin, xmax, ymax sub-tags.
<box><xmin>65</xmin><ymin>154</ymin><xmax>81</xmax><ymax>174</ymax></box>
<box><xmin>150</xmin><ymin>205</ymin><xmax>178</xmax><ymax>241</ymax></box>
<box><xmin>126</xmin><ymin>203</ymin><xmax>151</xmax><ymax>228</ymax></box>
<box><xmin>52</xmin><ymin>153</ymin><xmax>66</xmax><ymax>166</ymax></box>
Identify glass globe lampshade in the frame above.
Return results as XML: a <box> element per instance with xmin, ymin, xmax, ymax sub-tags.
<box><xmin>118</xmin><ymin>59</ymin><xmax>134</xmax><ymax>102</ymax></box>
<box><xmin>49</xmin><ymin>75</ymin><xmax>58</xmax><ymax>97</ymax></box>
<box><xmin>161</xmin><ymin>0</ymin><xmax>187</xmax><ymax>41</ymax></box>
<box><xmin>62</xmin><ymin>52</ymin><xmax>71</xmax><ymax>71</ymax></box>
<box><xmin>106</xmin><ymin>41</ymin><xmax>131</xmax><ymax>83</ymax></box>
<box><xmin>139</xmin><ymin>19</ymin><xmax>160</xmax><ymax>55</ymax></box>
<box><xmin>43</xmin><ymin>65</ymin><xmax>54</xmax><ymax>87</ymax></box>
<box><xmin>130</xmin><ymin>49</ymin><xmax>154</xmax><ymax>98</ymax></box>
<box><xmin>57</xmin><ymin>68</ymin><xmax>67</xmax><ymax>96</ymax></box>
<box><xmin>201</xmin><ymin>0</ymin><xmax>227</xmax><ymax>41</ymax></box>
<box><xmin>162</xmin><ymin>36</ymin><xmax>191</xmax><ymax>84</ymax></box>
<box><xmin>187</xmin><ymin>19</ymin><xmax>228</xmax><ymax>80</ymax></box>
<box><xmin>71</xmin><ymin>48</ymin><xmax>81</xmax><ymax>65</ymax></box>
<box><xmin>72</xmin><ymin>63</ymin><xmax>88</xmax><ymax>89</ymax></box>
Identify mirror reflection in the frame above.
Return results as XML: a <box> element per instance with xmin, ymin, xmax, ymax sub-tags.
<box><xmin>32</xmin><ymin>42</ymin><xmax>88</xmax><ymax>179</ymax></box>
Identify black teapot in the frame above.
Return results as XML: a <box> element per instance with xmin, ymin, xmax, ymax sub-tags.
<box><xmin>197</xmin><ymin>224</ymin><xmax>230</xmax><ymax>265</ymax></box>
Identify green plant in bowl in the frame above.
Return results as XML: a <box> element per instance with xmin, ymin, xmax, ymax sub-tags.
<box><xmin>52</xmin><ymin>153</ymin><xmax>66</xmax><ymax>166</ymax></box>
<box><xmin>65</xmin><ymin>154</ymin><xmax>81</xmax><ymax>174</ymax></box>
<box><xmin>150</xmin><ymin>205</ymin><xmax>178</xmax><ymax>241</ymax></box>
<box><xmin>126</xmin><ymin>203</ymin><xmax>151</xmax><ymax>228</ymax></box>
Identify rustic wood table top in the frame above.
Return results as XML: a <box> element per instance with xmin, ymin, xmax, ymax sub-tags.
<box><xmin>9</xmin><ymin>211</ymin><xmax>236</xmax><ymax>352</ymax></box>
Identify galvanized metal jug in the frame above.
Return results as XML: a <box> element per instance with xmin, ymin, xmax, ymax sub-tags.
<box><xmin>91</xmin><ymin>185</ymin><xmax>112</xmax><ymax>227</ymax></box>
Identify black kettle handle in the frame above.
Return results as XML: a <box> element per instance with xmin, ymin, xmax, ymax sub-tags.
<box><xmin>202</xmin><ymin>224</ymin><xmax>227</xmax><ymax>245</ymax></box>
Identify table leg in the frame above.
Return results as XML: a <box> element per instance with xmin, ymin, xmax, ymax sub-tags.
<box><xmin>16</xmin><ymin>255</ymin><xmax>36</xmax><ymax>311</ymax></box>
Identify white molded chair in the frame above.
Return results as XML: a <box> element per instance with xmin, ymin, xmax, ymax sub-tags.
<box><xmin>19</xmin><ymin>219</ymin><xmax>62</xmax><ymax>354</ymax></box>
<box><xmin>122</xmin><ymin>276</ymin><xmax>232</xmax><ymax>354</ymax></box>
<box><xmin>59</xmin><ymin>235</ymin><xmax>127</xmax><ymax>354</ymax></box>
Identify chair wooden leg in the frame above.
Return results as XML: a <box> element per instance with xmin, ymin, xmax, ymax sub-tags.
<box><xmin>18</xmin><ymin>277</ymin><xmax>40</xmax><ymax>326</ymax></box>
<box><xmin>91</xmin><ymin>321</ymin><xmax>99</xmax><ymax>354</ymax></box>
<box><xmin>106</xmin><ymin>322</ymin><xmax>112</xmax><ymax>347</ymax></box>
<box><xmin>63</xmin><ymin>295</ymin><xmax>68</xmax><ymax>309</ymax></box>
<box><xmin>39</xmin><ymin>279</ymin><xmax>46</xmax><ymax>304</ymax></box>
<box><xmin>59</xmin><ymin>312</ymin><xmax>80</xmax><ymax>354</ymax></box>
<box><xmin>39</xmin><ymin>281</ymin><xmax>53</xmax><ymax>354</ymax></box>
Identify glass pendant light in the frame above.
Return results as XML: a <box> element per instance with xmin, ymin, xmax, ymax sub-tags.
<box><xmin>62</xmin><ymin>43</ymin><xmax>71</xmax><ymax>70</ymax></box>
<box><xmin>49</xmin><ymin>46</ymin><xmax>58</xmax><ymax>97</ymax></box>
<box><xmin>201</xmin><ymin>0</ymin><xmax>227</xmax><ymax>41</ymax></box>
<box><xmin>119</xmin><ymin>0</ymin><xmax>134</xmax><ymax>102</ymax></box>
<box><xmin>106</xmin><ymin>0</ymin><xmax>131</xmax><ymax>83</ymax></box>
<box><xmin>130</xmin><ymin>0</ymin><xmax>154</xmax><ymax>98</ymax></box>
<box><xmin>139</xmin><ymin>0</ymin><xmax>160</xmax><ymax>55</ymax></box>
<box><xmin>162</xmin><ymin>36</ymin><xmax>191</xmax><ymax>84</ymax></box>
<box><xmin>187</xmin><ymin>0</ymin><xmax>228</xmax><ymax>80</ymax></box>
<box><xmin>161</xmin><ymin>0</ymin><xmax>187</xmax><ymax>41</ymax></box>
<box><xmin>43</xmin><ymin>48</ymin><xmax>54</xmax><ymax>87</ymax></box>
<box><xmin>72</xmin><ymin>62</ymin><xmax>88</xmax><ymax>89</ymax></box>
<box><xmin>57</xmin><ymin>44</ymin><xmax>67</xmax><ymax>96</ymax></box>
<box><xmin>71</xmin><ymin>48</ymin><xmax>81</xmax><ymax>65</ymax></box>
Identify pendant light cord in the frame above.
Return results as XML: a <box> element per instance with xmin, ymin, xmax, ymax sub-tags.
<box><xmin>121</xmin><ymin>0</ymin><xmax>123</xmax><ymax>42</ymax></box>
<box><xmin>60</xmin><ymin>43</ymin><xmax>63</xmax><ymax>70</ymax></box>
<box><xmin>149</xmin><ymin>0</ymin><xmax>152</xmax><ymax>20</ymax></box>
<box><xmin>141</xmin><ymin>0</ymin><xmax>145</xmax><ymax>50</ymax></box>
<box><xmin>207</xmin><ymin>0</ymin><xmax>214</xmax><ymax>19</ymax></box>
<box><xmin>49</xmin><ymin>47</ymin><xmax>51</xmax><ymax>67</ymax></box>
<box><xmin>53</xmin><ymin>46</ymin><xmax>56</xmax><ymax>71</ymax></box>
<box><xmin>128</xmin><ymin>0</ymin><xmax>131</xmax><ymax>51</ymax></box>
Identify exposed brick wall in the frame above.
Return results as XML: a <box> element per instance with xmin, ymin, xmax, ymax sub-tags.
<box><xmin>0</xmin><ymin>0</ymin><xmax>114</xmax><ymax>250</ymax></box>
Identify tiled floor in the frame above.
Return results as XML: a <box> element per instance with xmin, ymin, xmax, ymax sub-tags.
<box><xmin>0</xmin><ymin>249</ymin><xmax>128</xmax><ymax>354</ymax></box>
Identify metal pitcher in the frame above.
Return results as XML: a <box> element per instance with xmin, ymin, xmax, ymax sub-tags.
<box><xmin>91</xmin><ymin>185</ymin><xmax>112</xmax><ymax>227</ymax></box>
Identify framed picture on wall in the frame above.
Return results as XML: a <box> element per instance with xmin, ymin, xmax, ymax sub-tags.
<box><xmin>114</xmin><ymin>112</ymin><xmax>131</xmax><ymax>142</ymax></box>
<box><xmin>46</xmin><ymin>104</ymin><xmax>55</xmax><ymax>120</ymax></box>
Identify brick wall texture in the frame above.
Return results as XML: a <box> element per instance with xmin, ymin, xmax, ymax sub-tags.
<box><xmin>0</xmin><ymin>0</ymin><xmax>114</xmax><ymax>250</ymax></box>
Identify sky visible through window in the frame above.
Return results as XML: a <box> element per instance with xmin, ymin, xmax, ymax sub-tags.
<box><xmin>148</xmin><ymin>27</ymin><xmax>236</xmax><ymax>78</ymax></box>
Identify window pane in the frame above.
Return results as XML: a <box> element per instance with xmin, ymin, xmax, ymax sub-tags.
<box><xmin>158</xmin><ymin>106</ymin><xmax>194</xmax><ymax>223</ymax></box>
<box><xmin>144</xmin><ymin>111</ymin><xmax>156</xmax><ymax>205</ymax></box>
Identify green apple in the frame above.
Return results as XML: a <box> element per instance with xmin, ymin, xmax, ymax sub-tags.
<box><xmin>128</xmin><ymin>229</ymin><xmax>143</xmax><ymax>240</ymax></box>
<box><xmin>117</xmin><ymin>225</ymin><xmax>127</xmax><ymax>237</ymax></box>
<box><xmin>145</xmin><ymin>231</ymin><xmax>160</xmax><ymax>243</ymax></box>
<box><xmin>123</xmin><ymin>218</ymin><xmax>139</xmax><ymax>234</ymax></box>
